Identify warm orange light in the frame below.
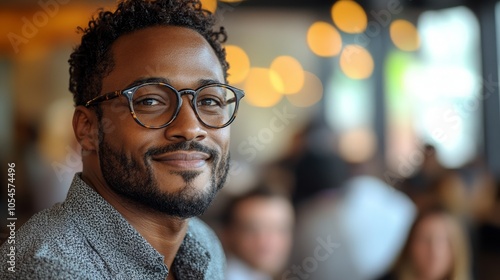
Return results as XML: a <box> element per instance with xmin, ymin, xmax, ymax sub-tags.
<box><xmin>269</xmin><ymin>56</ymin><xmax>305</xmax><ymax>94</ymax></box>
<box><xmin>200</xmin><ymin>0</ymin><xmax>217</xmax><ymax>13</ymax></box>
<box><xmin>225</xmin><ymin>45</ymin><xmax>250</xmax><ymax>84</ymax></box>
<box><xmin>339</xmin><ymin>45</ymin><xmax>374</xmax><ymax>79</ymax></box>
<box><xmin>307</xmin><ymin>21</ymin><xmax>342</xmax><ymax>57</ymax></box>
<box><xmin>331</xmin><ymin>0</ymin><xmax>367</xmax><ymax>34</ymax></box>
<box><xmin>286</xmin><ymin>71</ymin><xmax>323</xmax><ymax>107</ymax></box>
<box><xmin>390</xmin><ymin>19</ymin><xmax>420</xmax><ymax>51</ymax></box>
<box><xmin>0</xmin><ymin>5</ymin><xmax>106</xmax><ymax>55</ymax></box>
<box><xmin>244</xmin><ymin>68</ymin><xmax>283</xmax><ymax>107</ymax></box>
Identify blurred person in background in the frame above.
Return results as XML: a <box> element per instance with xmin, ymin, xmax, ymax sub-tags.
<box><xmin>475</xmin><ymin>180</ymin><xmax>500</xmax><ymax>280</ymax></box>
<box><xmin>401</xmin><ymin>145</ymin><xmax>496</xmax><ymax>278</ymax></box>
<box><xmin>443</xmin><ymin>156</ymin><xmax>496</xmax><ymax>224</ymax></box>
<box><xmin>400</xmin><ymin>144</ymin><xmax>447</xmax><ymax>211</ymax></box>
<box><xmin>401</xmin><ymin>145</ymin><xmax>496</xmax><ymax>222</ymax></box>
<box><xmin>379</xmin><ymin>206</ymin><xmax>471</xmax><ymax>280</ymax></box>
<box><xmin>222</xmin><ymin>187</ymin><xmax>294</xmax><ymax>280</ymax></box>
<box><xmin>265</xmin><ymin>118</ymin><xmax>349</xmax><ymax>209</ymax></box>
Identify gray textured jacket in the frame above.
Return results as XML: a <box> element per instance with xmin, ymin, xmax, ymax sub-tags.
<box><xmin>0</xmin><ymin>173</ymin><xmax>225</xmax><ymax>279</ymax></box>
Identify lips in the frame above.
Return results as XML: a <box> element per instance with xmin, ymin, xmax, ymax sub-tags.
<box><xmin>151</xmin><ymin>152</ymin><xmax>210</xmax><ymax>169</ymax></box>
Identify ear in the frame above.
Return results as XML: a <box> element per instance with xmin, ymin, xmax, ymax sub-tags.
<box><xmin>73</xmin><ymin>106</ymin><xmax>99</xmax><ymax>152</ymax></box>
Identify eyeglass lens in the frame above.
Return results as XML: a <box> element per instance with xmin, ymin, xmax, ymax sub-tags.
<box><xmin>131</xmin><ymin>84</ymin><xmax>237</xmax><ymax>128</ymax></box>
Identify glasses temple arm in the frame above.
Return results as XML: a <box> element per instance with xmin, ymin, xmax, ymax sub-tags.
<box><xmin>85</xmin><ymin>91</ymin><xmax>121</xmax><ymax>107</ymax></box>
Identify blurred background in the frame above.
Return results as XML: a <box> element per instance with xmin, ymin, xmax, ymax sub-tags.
<box><xmin>1</xmin><ymin>0</ymin><xmax>500</xmax><ymax>279</ymax></box>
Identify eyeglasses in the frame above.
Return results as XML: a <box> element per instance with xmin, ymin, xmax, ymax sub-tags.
<box><xmin>85</xmin><ymin>82</ymin><xmax>245</xmax><ymax>129</ymax></box>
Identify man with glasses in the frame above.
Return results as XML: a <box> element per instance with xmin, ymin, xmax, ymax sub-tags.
<box><xmin>0</xmin><ymin>0</ymin><xmax>243</xmax><ymax>279</ymax></box>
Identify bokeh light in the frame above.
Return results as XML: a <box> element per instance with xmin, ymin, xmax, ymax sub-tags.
<box><xmin>286</xmin><ymin>71</ymin><xmax>323</xmax><ymax>107</ymax></box>
<box><xmin>340</xmin><ymin>45</ymin><xmax>374</xmax><ymax>79</ymax></box>
<box><xmin>225</xmin><ymin>45</ymin><xmax>251</xmax><ymax>84</ymax></box>
<box><xmin>269</xmin><ymin>56</ymin><xmax>305</xmax><ymax>94</ymax></box>
<box><xmin>390</xmin><ymin>19</ymin><xmax>421</xmax><ymax>51</ymax></box>
<box><xmin>0</xmin><ymin>5</ymin><xmax>105</xmax><ymax>55</ymax></box>
<box><xmin>331</xmin><ymin>0</ymin><xmax>367</xmax><ymax>34</ymax></box>
<box><xmin>338</xmin><ymin>127</ymin><xmax>376</xmax><ymax>163</ymax></box>
<box><xmin>200</xmin><ymin>0</ymin><xmax>217</xmax><ymax>13</ymax></box>
<box><xmin>307</xmin><ymin>21</ymin><xmax>343</xmax><ymax>57</ymax></box>
<box><xmin>243</xmin><ymin>68</ymin><xmax>283</xmax><ymax>107</ymax></box>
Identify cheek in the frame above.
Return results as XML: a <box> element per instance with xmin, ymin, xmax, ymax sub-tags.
<box><xmin>107</xmin><ymin>100</ymin><xmax>133</xmax><ymax>122</ymax></box>
<box><xmin>409</xmin><ymin>240</ymin><xmax>429</xmax><ymax>265</ymax></box>
<box><xmin>232</xmin><ymin>231</ymin><xmax>255</xmax><ymax>255</ymax></box>
<box><xmin>212</xmin><ymin>128</ymin><xmax>231</xmax><ymax>154</ymax></box>
<box><xmin>100</xmin><ymin>100</ymin><xmax>134</xmax><ymax>131</ymax></box>
<box><xmin>434</xmin><ymin>239</ymin><xmax>453</xmax><ymax>268</ymax></box>
<box><xmin>100</xmin><ymin>109</ymin><xmax>154</xmax><ymax>156</ymax></box>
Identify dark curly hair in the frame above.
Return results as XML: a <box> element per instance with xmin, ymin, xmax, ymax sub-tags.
<box><xmin>68</xmin><ymin>0</ymin><xmax>228</xmax><ymax>106</ymax></box>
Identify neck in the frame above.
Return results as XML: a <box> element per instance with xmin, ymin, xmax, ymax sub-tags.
<box><xmin>81</xmin><ymin>170</ymin><xmax>189</xmax><ymax>269</ymax></box>
<box><xmin>114</xmin><ymin>200</ymin><xmax>189</xmax><ymax>269</ymax></box>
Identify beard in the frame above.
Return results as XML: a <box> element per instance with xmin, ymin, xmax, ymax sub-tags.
<box><xmin>97</xmin><ymin>126</ymin><xmax>230</xmax><ymax>219</ymax></box>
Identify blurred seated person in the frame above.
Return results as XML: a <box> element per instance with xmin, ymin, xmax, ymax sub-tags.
<box><xmin>401</xmin><ymin>145</ymin><xmax>496</xmax><ymax>223</ymax></box>
<box><xmin>379</xmin><ymin>206</ymin><xmax>471</xmax><ymax>280</ymax></box>
<box><xmin>400</xmin><ymin>144</ymin><xmax>447</xmax><ymax>211</ymax></box>
<box><xmin>221</xmin><ymin>187</ymin><xmax>294</xmax><ymax>280</ymax></box>
<box><xmin>476</xmin><ymin>180</ymin><xmax>500</xmax><ymax>280</ymax></box>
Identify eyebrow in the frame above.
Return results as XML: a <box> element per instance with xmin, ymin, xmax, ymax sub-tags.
<box><xmin>126</xmin><ymin>77</ymin><xmax>170</xmax><ymax>88</ymax></box>
<box><xmin>197</xmin><ymin>78</ymin><xmax>223</xmax><ymax>87</ymax></box>
<box><xmin>125</xmin><ymin>77</ymin><xmax>224</xmax><ymax>90</ymax></box>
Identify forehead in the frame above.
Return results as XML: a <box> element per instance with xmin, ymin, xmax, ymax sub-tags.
<box><xmin>415</xmin><ymin>214</ymin><xmax>450</xmax><ymax>234</ymax></box>
<box><xmin>235</xmin><ymin>197</ymin><xmax>292</xmax><ymax>218</ymax></box>
<box><xmin>105</xmin><ymin>26</ymin><xmax>224</xmax><ymax>88</ymax></box>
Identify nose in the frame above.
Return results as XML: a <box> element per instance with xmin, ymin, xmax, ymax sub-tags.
<box><xmin>164</xmin><ymin>95</ymin><xmax>207</xmax><ymax>142</ymax></box>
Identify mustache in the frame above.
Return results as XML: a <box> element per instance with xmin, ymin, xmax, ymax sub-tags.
<box><xmin>144</xmin><ymin>141</ymin><xmax>219</xmax><ymax>160</ymax></box>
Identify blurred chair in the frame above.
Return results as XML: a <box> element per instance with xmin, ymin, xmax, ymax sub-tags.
<box><xmin>292</xmin><ymin>176</ymin><xmax>416</xmax><ymax>280</ymax></box>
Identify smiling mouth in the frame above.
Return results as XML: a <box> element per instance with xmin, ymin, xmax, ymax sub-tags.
<box><xmin>151</xmin><ymin>152</ymin><xmax>210</xmax><ymax>169</ymax></box>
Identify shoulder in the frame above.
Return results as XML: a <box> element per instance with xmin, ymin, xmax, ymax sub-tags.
<box><xmin>0</xmin><ymin>257</ymin><xmax>91</xmax><ymax>280</ymax></box>
<box><xmin>188</xmin><ymin>217</ymin><xmax>226</xmax><ymax>277</ymax></box>
<box><xmin>188</xmin><ymin>217</ymin><xmax>220</xmax><ymax>244</ymax></box>
<box><xmin>188</xmin><ymin>217</ymin><xmax>225</xmax><ymax>256</ymax></box>
<box><xmin>0</xmin><ymin>204</ymin><xmax>105</xmax><ymax>279</ymax></box>
<box><xmin>5</xmin><ymin>203</ymin><xmax>75</xmax><ymax>252</ymax></box>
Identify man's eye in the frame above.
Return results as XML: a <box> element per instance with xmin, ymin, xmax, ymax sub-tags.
<box><xmin>136</xmin><ymin>98</ymin><xmax>161</xmax><ymax>106</ymax></box>
<box><xmin>198</xmin><ymin>98</ymin><xmax>221</xmax><ymax>107</ymax></box>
